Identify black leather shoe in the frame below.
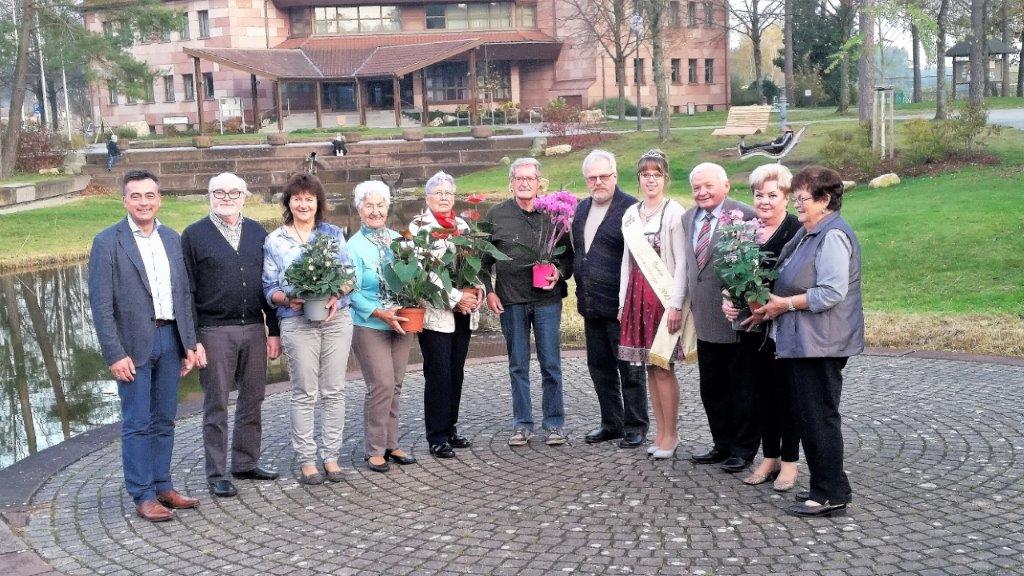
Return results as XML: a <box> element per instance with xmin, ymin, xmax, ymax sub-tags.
<box><xmin>365</xmin><ymin>456</ymin><xmax>390</xmax><ymax>473</ymax></box>
<box><xmin>584</xmin><ymin>427</ymin><xmax>624</xmax><ymax>444</ymax></box>
<box><xmin>787</xmin><ymin>501</ymin><xmax>848</xmax><ymax>517</ymax></box>
<box><xmin>429</xmin><ymin>442</ymin><xmax>456</xmax><ymax>458</ymax></box>
<box><xmin>448</xmin><ymin>434</ymin><xmax>472</xmax><ymax>449</ymax></box>
<box><xmin>719</xmin><ymin>457</ymin><xmax>752</xmax><ymax>473</ymax></box>
<box><xmin>233</xmin><ymin>466</ymin><xmax>279</xmax><ymax>481</ymax></box>
<box><xmin>384</xmin><ymin>449</ymin><xmax>417</xmax><ymax>465</ymax></box>
<box><xmin>208</xmin><ymin>479</ymin><xmax>238</xmax><ymax>498</ymax></box>
<box><xmin>795</xmin><ymin>490</ymin><xmax>811</xmax><ymax>502</ymax></box>
<box><xmin>618</xmin><ymin>432</ymin><xmax>645</xmax><ymax>448</ymax></box>
<box><xmin>690</xmin><ymin>448</ymin><xmax>729</xmax><ymax>464</ymax></box>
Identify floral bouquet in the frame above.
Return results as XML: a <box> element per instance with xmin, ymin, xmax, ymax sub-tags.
<box><xmin>283</xmin><ymin>234</ymin><xmax>354</xmax><ymax>321</ymax></box>
<box><xmin>713</xmin><ymin>209</ymin><xmax>778</xmax><ymax>330</ymax></box>
<box><xmin>520</xmin><ymin>189</ymin><xmax>578</xmax><ymax>288</ymax></box>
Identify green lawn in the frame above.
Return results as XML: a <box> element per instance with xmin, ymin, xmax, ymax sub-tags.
<box><xmin>0</xmin><ymin>173</ymin><xmax>68</xmax><ymax>186</ymax></box>
<box><xmin>0</xmin><ymin>195</ymin><xmax>281</xmax><ymax>271</ymax></box>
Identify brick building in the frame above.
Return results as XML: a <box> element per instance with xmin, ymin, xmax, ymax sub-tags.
<box><xmin>82</xmin><ymin>0</ymin><xmax>730</xmax><ymax>134</ymax></box>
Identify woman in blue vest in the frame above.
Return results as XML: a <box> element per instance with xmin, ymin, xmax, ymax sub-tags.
<box><xmin>751</xmin><ymin>166</ymin><xmax>864</xmax><ymax>517</ymax></box>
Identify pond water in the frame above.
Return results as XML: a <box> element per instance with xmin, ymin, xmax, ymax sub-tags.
<box><xmin>0</xmin><ymin>197</ymin><xmax>518</xmax><ymax>471</ymax></box>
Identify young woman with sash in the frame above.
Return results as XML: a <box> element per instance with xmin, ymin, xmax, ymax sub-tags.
<box><xmin>618</xmin><ymin>150</ymin><xmax>697</xmax><ymax>460</ymax></box>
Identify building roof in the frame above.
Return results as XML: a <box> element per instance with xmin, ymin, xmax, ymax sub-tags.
<box><xmin>945</xmin><ymin>39</ymin><xmax>1016</xmax><ymax>57</ymax></box>
<box><xmin>183</xmin><ymin>48</ymin><xmax>325</xmax><ymax>80</ymax></box>
<box><xmin>353</xmin><ymin>39</ymin><xmax>483</xmax><ymax>77</ymax></box>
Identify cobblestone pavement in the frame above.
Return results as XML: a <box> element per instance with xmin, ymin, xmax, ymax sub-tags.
<box><xmin>18</xmin><ymin>355</ymin><xmax>1024</xmax><ymax>575</ymax></box>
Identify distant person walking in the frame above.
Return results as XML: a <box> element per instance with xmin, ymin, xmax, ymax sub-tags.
<box><xmin>106</xmin><ymin>134</ymin><xmax>121</xmax><ymax>171</ymax></box>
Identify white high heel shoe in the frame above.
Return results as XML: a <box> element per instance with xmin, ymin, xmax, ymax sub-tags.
<box><xmin>651</xmin><ymin>440</ymin><xmax>679</xmax><ymax>460</ymax></box>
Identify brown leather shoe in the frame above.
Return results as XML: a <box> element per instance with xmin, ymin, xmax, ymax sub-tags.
<box><xmin>136</xmin><ymin>500</ymin><xmax>174</xmax><ymax>522</ymax></box>
<box><xmin>156</xmin><ymin>489</ymin><xmax>200</xmax><ymax>510</ymax></box>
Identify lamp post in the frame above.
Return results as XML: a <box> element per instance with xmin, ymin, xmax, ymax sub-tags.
<box><xmin>630</xmin><ymin>12</ymin><xmax>644</xmax><ymax>132</ymax></box>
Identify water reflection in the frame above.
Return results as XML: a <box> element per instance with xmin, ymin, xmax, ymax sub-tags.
<box><xmin>0</xmin><ymin>197</ymin><xmax>505</xmax><ymax>470</ymax></box>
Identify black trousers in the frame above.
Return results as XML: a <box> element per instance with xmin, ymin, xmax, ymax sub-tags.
<box><xmin>784</xmin><ymin>357</ymin><xmax>852</xmax><ymax>504</ymax></box>
<box><xmin>418</xmin><ymin>313</ymin><xmax>472</xmax><ymax>445</ymax></box>
<box><xmin>584</xmin><ymin>318</ymin><xmax>649</xmax><ymax>435</ymax></box>
<box><xmin>696</xmin><ymin>339</ymin><xmax>759</xmax><ymax>460</ymax></box>
<box><xmin>737</xmin><ymin>332</ymin><xmax>800</xmax><ymax>462</ymax></box>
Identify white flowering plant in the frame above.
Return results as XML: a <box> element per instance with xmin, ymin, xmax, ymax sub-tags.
<box><xmin>284</xmin><ymin>234</ymin><xmax>353</xmax><ymax>298</ymax></box>
<box><xmin>713</xmin><ymin>209</ymin><xmax>778</xmax><ymax>308</ymax></box>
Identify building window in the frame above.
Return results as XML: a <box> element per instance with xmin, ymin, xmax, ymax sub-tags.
<box><xmin>425</xmin><ymin>62</ymin><xmax>469</xmax><ymax>102</ymax></box>
<box><xmin>633</xmin><ymin>58</ymin><xmax>645</xmax><ymax>85</ymax></box>
<box><xmin>703</xmin><ymin>1</ymin><xmax>714</xmax><ymax>27</ymax></box>
<box><xmin>160</xmin><ymin>26</ymin><xmax>171</xmax><ymax>42</ymax></box>
<box><xmin>163</xmin><ymin>75</ymin><xmax>175</xmax><ymax>102</ymax></box>
<box><xmin>478</xmin><ymin>61</ymin><xmax>512</xmax><ymax>100</ymax></box>
<box><xmin>198</xmin><ymin>10</ymin><xmax>210</xmax><ymax>38</ymax></box>
<box><xmin>108</xmin><ymin>82</ymin><xmax>118</xmax><ymax>105</ymax></box>
<box><xmin>670</xmin><ymin>59</ymin><xmax>681</xmax><ymax>83</ymax></box>
<box><xmin>126</xmin><ymin>91</ymin><xmax>137</xmax><ymax>105</ymax></box>
<box><xmin>519</xmin><ymin>5</ymin><xmax>536</xmax><ymax>27</ymax></box>
<box><xmin>688</xmin><ymin>58</ymin><xmax>698</xmax><ymax>83</ymax></box>
<box><xmin>145</xmin><ymin>80</ymin><xmax>156</xmax><ymax>103</ymax></box>
<box><xmin>289</xmin><ymin>7</ymin><xmax>311</xmax><ymax>36</ymax></box>
<box><xmin>102</xmin><ymin>21</ymin><xmax>114</xmax><ymax>37</ymax></box>
<box><xmin>180</xmin><ymin>13</ymin><xmax>190</xmax><ymax>40</ymax></box>
<box><xmin>424</xmin><ymin>3</ymin><xmax>514</xmax><ymax>30</ymax></box>
<box><xmin>202</xmin><ymin>72</ymin><xmax>215</xmax><ymax>99</ymax></box>
<box><xmin>687</xmin><ymin>1</ymin><xmax>697</xmax><ymax>26</ymax></box>
<box><xmin>314</xmin><ymin>5</ymin><xmax>400</xmax><ymax>34</ymax></box>
<box><xmin>669</xmin><ymin>1</ymin><xmax>680</xmax><ymax>27</ymax></box>
<box><xmin>183</xmin><ymin>73</ymin><xmax>195</xmax><ymax>101</ymax></box>
<box><xmin>704</xmin><ymin>58</ymin><xmax>714</xmax><ymax>83</ymax></box>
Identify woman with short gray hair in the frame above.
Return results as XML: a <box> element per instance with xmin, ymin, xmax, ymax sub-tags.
<box><xmin>347</xmin><ymin>180</ymin><xmax>418</xmax><ymax>473</ymax></box>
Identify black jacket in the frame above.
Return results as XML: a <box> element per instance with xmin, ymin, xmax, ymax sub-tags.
<box><xmin>571</xmin><ymin>187</ymin><xmax>636</xmax><ymax>320</ymax></box>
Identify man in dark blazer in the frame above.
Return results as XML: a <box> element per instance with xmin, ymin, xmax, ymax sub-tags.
<box><xmin>182</xmin><ymin>172</ymin><xmax>281</xmax><ymax>499</ymax></box>
<box><xmin>571</xmin><ymin>150</ymin><xmax>648</xmax><ymax>449</ymax></box>
<box><xmin>681</xmin><ymin>162</ymin><xmax>759</xmax><ymax>473</ymax></box>
<box><xmin>88</xmin><ymin>169</ymin><xmax>200</xmax><ymax>522</ymax></box>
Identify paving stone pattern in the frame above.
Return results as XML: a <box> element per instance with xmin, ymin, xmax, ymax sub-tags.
<box><xmin>21</xmin><ymin>356</ymin><xmax>1024</xmax><ymax>575</ymax></box>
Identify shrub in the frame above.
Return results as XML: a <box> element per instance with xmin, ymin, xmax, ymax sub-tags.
<box><xmin>15</xmin><ymin>128</ymin><xmax>69</xmax><ymax>173</ymax></box>
<box><xmin>947</xmin><ymin>100</ymin><xmax>996</xmax><ymax>154</ymax></box>
<box><xmin>793</xmin><ymin>69</ymin><xmax>826</xmax><ymax>108</ymax></box>
<box><xmin>593</xmin><ymin>97</ymin><xmax>652</xmax><ymax>118</ymax></box>
<box><xmin>112</xmin><ymin>126</ymin><xmax>138</xmax><ymax>140</ymax></box>
<box><xmin>541</xmin><ymin>98</ymin><xmax>581</xmax><ymax>138</ymax></box>
<box><xmin>818</xmin><ymin>124</ymin><xmax>879</xmax><ymax>177</ymax></box>
<box><xmin>901</xmin><ymin>119</ymin><xmax>953</xmax><ymax>165</ymax></box>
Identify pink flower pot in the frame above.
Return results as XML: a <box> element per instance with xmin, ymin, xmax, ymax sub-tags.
<box><xmin>532</xmin><ymin>263</ymin><xmax>556</xmax><ymax>288</ymax></box>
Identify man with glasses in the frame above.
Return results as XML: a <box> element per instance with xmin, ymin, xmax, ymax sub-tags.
<box><xmin>481</xmin><ymin>158</ymin><xmax>574</xmax><ymax>447</ymax></box>
<box><xmin>181</xmin><ymin>173</ymin><xmax>282</xmax><ymax>498</ymax></box>
<box><xmin>88</xmin><ymin>169</ymin><xmax>200</xmax><ymax>522</ymax></box>
<box><xmin>570</xmin><ymin>150</ymin><xmax>648</xmax><ymax>448</ymax></box>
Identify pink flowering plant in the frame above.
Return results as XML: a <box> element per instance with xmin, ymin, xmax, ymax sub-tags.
<box><xmin>519</xmin><ymin>189</ymin><xmax>579</xmax><ymax>265</ymax></box>
<box><xmin>713</xmin><ymin>209</ymin><xmax>778</xmax><ymax>308</ymax></box>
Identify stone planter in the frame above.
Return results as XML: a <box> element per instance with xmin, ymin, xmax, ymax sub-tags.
<box><xmin>402</xmin><ymin>128</ymin><xmax>424</xmax><ymax>141</ymax></box>
<box><xmin>343</xmin><ymin>131</ymin><xmax>362</xmax><ymax>144</ymax></box>
<box><xmin>470</xmin><ymin>125</ymin><xmax>493</xmax><ymax>139</ymax></box>
<box><xmin>192</xmin><ymin>136</ymin><xmax>213</xmax><ymax>149</ymax></box>
<box><xmin>267</xmin><ymin>132</ymin><xmax>288</xmax><ymax>146</ymax></box>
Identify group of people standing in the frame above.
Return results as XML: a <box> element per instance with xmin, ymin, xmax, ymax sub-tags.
<box><xmin>88</xmin><ymin>144</ymin><xmax>861</xmax><ymax>523</ymax></box>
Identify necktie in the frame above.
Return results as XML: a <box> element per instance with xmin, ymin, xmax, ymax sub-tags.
<box><xmin>695</xmin><ymin>212</ymin><xmax>714</xmax><ymax>268</ymax></box>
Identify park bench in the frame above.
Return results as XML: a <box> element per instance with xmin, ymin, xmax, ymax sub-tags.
<box><xmin>711</xmin><ymin>105</ymin><xmax>772</xmax><ymax>141</ymax></box>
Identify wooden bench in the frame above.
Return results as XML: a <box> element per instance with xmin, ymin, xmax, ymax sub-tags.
<box><xmin>711</xmin><ymin>105</ymin><xmax>772</xmax><ymax>138</ymax></box>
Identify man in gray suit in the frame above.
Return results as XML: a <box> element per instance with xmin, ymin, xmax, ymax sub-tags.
<box><xmin>681</xmin><ymin>163</ymin><xmax>759</xmax><ymax>473</ymax></box>
<box><xmin>88</xmin><ymin>169</ymin><xmax>200</xmax><ymax>522</ymax></box>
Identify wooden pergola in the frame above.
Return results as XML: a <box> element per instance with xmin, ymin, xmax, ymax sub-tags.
<box><xmin>945</xmin><ymin>39</ymin><xmax>1016</xmax><ymax>99</ymax></box>
<box><xmin>184</xmin><ymin>39</ymin><xmax>484</xmax><ymax>133</ymax></box>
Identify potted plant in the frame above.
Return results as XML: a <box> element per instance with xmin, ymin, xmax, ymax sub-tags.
<box><xmin>713</xmin><ymin>209</ymin><xmax>778</xmax><ymax>331</ymax></box>
<box><xmin>381</xmin><ymin>228</ymin><xmax>454</xmax><ymax>333</ymax></box>
<box><xmin>283</xmin><ymin>234</ymin><xmax>354</xmax><ymax>322</ymax></box>
<box><xmin>519</xmin><ymin>189</ymin><xmax>577</xmax><ymax>288</ymax></box>
<box><xmin>434</xmin><ymin>194</ymin><xmax>510</xmax><ymax>297</ymax></box>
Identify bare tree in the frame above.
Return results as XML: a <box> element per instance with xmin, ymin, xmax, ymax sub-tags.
<box><xmin>858</xmin><ymin>0</ymin><xmax>876</xmax><ymax>122</ymax></box>
<box><xmin>936</xmin><ymin>0</ymin><xmax>949</xmax><ymax>118</ymax></box>
<box><xmin>0</xmin><ymin>0</ymin><xmax>34</xmax><ymax>179</ymax></box>
<box><xmin>783</xmin><ymin>0</ymin><xmax>794</xmax><ymax>103</ymax></box>
<box><xmin>639</xmin><ymin>0</ymin><xmax>672</xmax><ymax>142</ymax></box>
<box><xmin>560</xmin><ymin>0</ymin><xmax>646</xmax><ymax>119</ymax></box>
<box><xmin>968</xmin><ymin>0</ymin><xmax>987</xmax><ymax>105</ymax></box>
<box><xmin>999</xmin><ymin>0</ymin><xmax>1009</xmax><ymax>97</ymax></box>
<box><xmin>728</xmin><ymin>0</ymin><xmax>784</xmax><ymax>101</ymax></box>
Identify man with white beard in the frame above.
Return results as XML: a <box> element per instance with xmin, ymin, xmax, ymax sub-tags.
<box><xmin>182</xmin><ymin>173</ymin><xmax>282</xmax><ymax>498</ymax></box>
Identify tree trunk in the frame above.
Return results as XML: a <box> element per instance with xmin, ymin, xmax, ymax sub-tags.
<box><xmin>936</xmin><ymin>0</ymin><xmax>949</xmax><ymax>118</ymax></box>
<box><xmin>999</xmin><ymin>1</ymin><xmax>1009</xmax><ymax>97</ymax></box>
<box><xmin>969</xmin><ymin>0</ymin><xmax>986</xmax><ymax>105</ymax></box>
<box><xmin>784</xmin><ymin>0</ymin><xmax>794</xmax><ymax>104</ymax></box>
<box><xmin>615</xmin><ymin>58</ymin><xmax>627</xmax><ymax>119</ymax></box>
<box><xmin>911</xmin><ymin>22</ymin><xmax>922</xmax><ymax>103</ymax></box>
<box><xmin>752</xmin><ymin>30</ymin><xmax>764</xmax><ymax>102</ymax></box>
<box><xmin>1</xmin><ymin>276</ymin><xmax>37</xmax><ymax>455</ymax></box>
<box><xmin>1017</xmin><ymin>27</ymin><xmax>1023</xmax><ymax>97</ymax></box>
<box><xmin>648</xmin><ymin>2</ymin><xmax>671</xmax><ymax>142</ymax></box>
<box><xmin>839</xmin><ymin>54</ymin><xmax>850</xmax><ymax>114</ymax></box>
<box><xmin>0</xmin><ymin>0</ymin><xmax>34</xmax><ymax>178</ymax></box>
<box><xmin>47</xmin><ymin>81</ymin><xmax>61</xmax><ymax>132</ymax></box>
<box><xmin>858</xmin><ymin>0</ymin><xmax>876</xmax><ymax>122</ymax></box>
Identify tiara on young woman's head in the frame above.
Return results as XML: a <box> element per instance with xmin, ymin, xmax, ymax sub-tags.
<box><xmin>640</xmin><ymin>149</ymin><xmax>667</xmax><ymax>160</ymax></box>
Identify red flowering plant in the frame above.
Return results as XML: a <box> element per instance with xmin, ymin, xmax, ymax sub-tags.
<box><xmin>447</xmin><ymin>193</ymin><xmax>509</xmax><ymax>289</ymax></box>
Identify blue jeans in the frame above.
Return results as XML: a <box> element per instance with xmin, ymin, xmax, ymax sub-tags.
<box><xmin>117</xmin><ymin>324</ymin><xmax>182</xmax><ymax>503</ymax></box>
<box><xmin>107</xmin><ymin>154</ymin><xmax>120</xmax><ymax>171</ymax></box>
<box><xmin>499</xmin><ymin>301</ymin><xmax>565</xmax><ymax>431</ymax></box>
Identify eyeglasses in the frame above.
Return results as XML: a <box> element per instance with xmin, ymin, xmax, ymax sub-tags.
<box><xmin>792</xmin><ymin>195</ymin><xmax>815</xmax><ymax>206</ymax></box>
<box><xmin>428</xmin><ymin>190</ymin><xmax>455</xmax><ymax>198</ymax></box>
<box><xmin>511</xmin><ymin>176</ymin><xmax>538</xmax><ymax>184</ymax></box>
<box><xmin>638</xmin><ymin>172</ymin><xmax>665</xmax><ymax>181</ymax></box>
<box><xmin>585</xmin><ymin>173</ymin><xmax>616</xmax><ymax>184</ymax></box>
<box><xmin>212</xmin><ymin>189</ymin><xmax>243</xmax><ymax>200</ymax></box>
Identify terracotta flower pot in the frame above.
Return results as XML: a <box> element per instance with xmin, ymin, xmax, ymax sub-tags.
<box><xmin>398</xmin><ymin>307</ymin><xmax>426</xmax><ymax>333</ymax></box>
<box><xmin>532</xmin><ymin>263</ymin><xmax>556</xmax><ymax>288</ymax></box>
